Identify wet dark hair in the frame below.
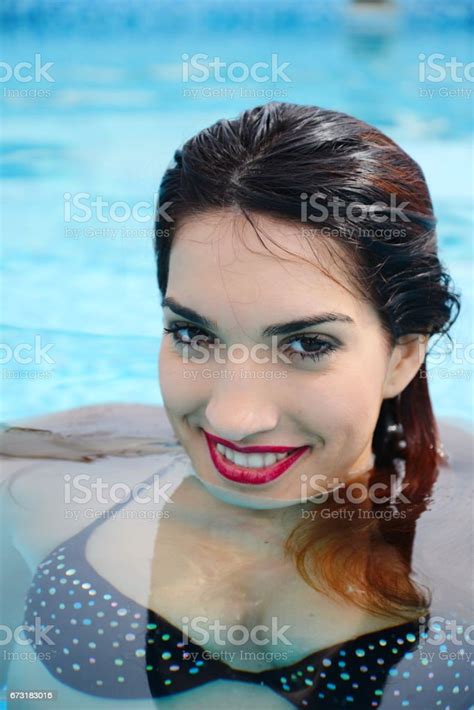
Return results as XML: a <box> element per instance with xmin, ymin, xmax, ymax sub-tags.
<box><xmin>154</xmin><ymin>102</ymin><xmax>460</xmax><ymax>619</ymax></box>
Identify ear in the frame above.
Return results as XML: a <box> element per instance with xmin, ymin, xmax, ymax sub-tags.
<box><xmin>382</xmin><ymin>334</ymin><xmax>428</xmax><ymax>399</ymax></box>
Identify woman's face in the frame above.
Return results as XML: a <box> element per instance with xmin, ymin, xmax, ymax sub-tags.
<box><xmin>159</xmin><ymin>209</ymin><xmax>423</xmax><ymax>509</ymax></box>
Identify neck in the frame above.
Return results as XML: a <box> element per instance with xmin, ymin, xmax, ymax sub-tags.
<box><xmin>181</xmin><ymin>454</ymin><xmax>376</xmax><ymax>546</ymax></box>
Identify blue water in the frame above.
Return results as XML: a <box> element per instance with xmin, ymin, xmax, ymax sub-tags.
<box><xmin>1</xmin><ymin>0</ymin><xmax>473</xmax><ymax>424</ymax></box>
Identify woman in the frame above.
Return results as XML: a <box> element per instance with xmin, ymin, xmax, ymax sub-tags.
<box><xmin>2</xmin><ymin>102</ymin><xmax>472</xmax><ymax>708</ymax></box>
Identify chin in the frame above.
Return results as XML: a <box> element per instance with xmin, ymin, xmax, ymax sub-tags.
<box><xmin>192</xmin><ymin>472</ymin><xmax>305</xmax><ymax>510</ymax></box>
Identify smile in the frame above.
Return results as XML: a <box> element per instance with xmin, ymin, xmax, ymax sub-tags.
<box><xmin>203</xmin><ymin>430</ymin><xmax>310</xmax><ymax>485</ymax></box>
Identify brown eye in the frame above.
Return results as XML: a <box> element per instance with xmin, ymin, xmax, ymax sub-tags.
<box><xmin>281</xmin><ymin>336</ymin><xmax>338</xmax><ymax>362</ymax></box>
<box><xmin>163</xmin><ymin>324</ymin><xmax>214</xmax><ymax>347</ymax></box>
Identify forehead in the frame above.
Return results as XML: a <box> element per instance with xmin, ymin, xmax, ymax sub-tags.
<box><xmin>167</xmin><ymin>209</ymin><xmax>371</xmax><ymax>326</ymax></box>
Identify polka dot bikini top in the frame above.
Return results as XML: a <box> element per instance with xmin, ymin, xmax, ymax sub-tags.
<box><xmin>23</xmin><ymin>465</ymin><xmax>474</xmax><ymax>708</ymax></box>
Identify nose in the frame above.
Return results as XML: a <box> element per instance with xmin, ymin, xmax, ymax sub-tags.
<box><xmin>204</xmin><ymin>375</ymin><xmax>280</xmax><ymax>443</ymax></box>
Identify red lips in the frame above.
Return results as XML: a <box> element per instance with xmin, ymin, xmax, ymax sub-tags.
<box><xmin>203</xmin><ymin>430</ymin><xmax>310</xmax><ymax>486</ymax></box>
<box><xmin>204</xmin><ymin>430</ymin><xmax>303</xmax><ymax>454</ymax></box>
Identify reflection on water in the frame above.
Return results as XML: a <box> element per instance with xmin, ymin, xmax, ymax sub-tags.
<box><xmin>3</xmin><ymin>443</ymin><xmax>472</xmax><ymax>707</ymax></box>
<box><xmin>1</xmin><ymin>0</ymin><xmax>473</xmax><ymax>424</ymax></box>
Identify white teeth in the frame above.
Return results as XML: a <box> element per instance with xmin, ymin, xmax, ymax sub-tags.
<box><xmin>225</xmin><ymin>448</ymin><xmax>236</xmax><ymax>463</ymax></box>
<box><xmin>264</xmin><ymin>453</ymin><xmax>277</xmax><ymax>466</ymax></box>
<box><xmin>247</xmin><ymin>453</ymin><xmax>271</xmax><ymax>467</ymax></box>
<box><xmin>233</xmin><ymin>452</ymin><xmax>248</xmax><ymax>466</ymax></box>
<box><xmin>215</xmin><ymin>443</ymin><xmax>292</xmax><ymax>468</ymax></box>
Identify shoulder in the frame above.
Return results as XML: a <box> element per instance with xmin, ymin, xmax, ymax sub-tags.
<box><xmin>412</xmin><ymin>417</ymin><xmax>473</xmax><ymax>616</ymax></box>
<box><xmin>0</xmin><ymin>403</ymin><xmax>186</xmax><ymax>565</ymax></box>
<box><xmin>2</xmin><ymin>455</ymin><xmax>187</xmax><ymax>569</ymax></box>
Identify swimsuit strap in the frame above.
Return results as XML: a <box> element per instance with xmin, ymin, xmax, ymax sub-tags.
<box><xmin>66</xmin><ymin>455</ymin><xmax>187</xmax><ymax>544</ymax></box>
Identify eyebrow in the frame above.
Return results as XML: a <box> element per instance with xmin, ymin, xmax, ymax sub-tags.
<box><xmin>162</xmin><ymin>297</ymin><xmax>354</xmax><ymax>337</ymax></box>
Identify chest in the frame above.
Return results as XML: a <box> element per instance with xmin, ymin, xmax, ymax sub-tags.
<box><xmin>84</xmin><ymin>491</ymin><xmax>376</xmax><ymax>670</ymax></box>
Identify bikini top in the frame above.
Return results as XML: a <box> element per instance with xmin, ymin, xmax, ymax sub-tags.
<box><xmin>23</xmin><ymin>458</ymin><xmax>473</xmax><ymax>708</ymax></box>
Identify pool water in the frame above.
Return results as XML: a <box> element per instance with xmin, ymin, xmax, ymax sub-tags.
<box><xmin>1</xmin><ymin>0</ymin><xmax>473</xmax><ymax>424</ymax></box>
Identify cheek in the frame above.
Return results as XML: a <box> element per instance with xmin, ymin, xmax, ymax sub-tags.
<box><xmin>300</xmin><ymin>362</ymin><xmax>384</xmax><ymax>448</ymax></box>
<box><xmin>158</xmin><ymin>341</ymin><xmax>207</xmax><ymax>416</ymax></box>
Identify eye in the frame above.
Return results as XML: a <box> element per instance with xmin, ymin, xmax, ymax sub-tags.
<box><xmin>163</xmin><ymin>323</ymin><xmax>217</xmax><ymax>348</ymax></box>
<box><xmin>163</xmin><ymin>323</ymin><xmax>339</xmax><ymax>363</ymax></box>
<box><xmin>281</xmin><ymin>335</ymin><xmax>338</xmax><ymax>362</ymax></box>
